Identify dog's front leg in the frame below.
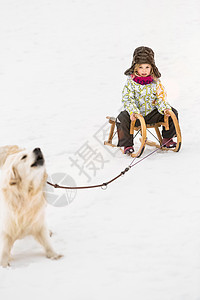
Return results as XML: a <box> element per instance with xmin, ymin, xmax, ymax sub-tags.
<box><xmin>34</xmin><ymin>227</ymin><xmax>62</xmax><ymax>260</ymax></box>
<box><xmin>0</xmin><ymin>233</ymin><xmax>14</xmax><ymax>268</ymax></box>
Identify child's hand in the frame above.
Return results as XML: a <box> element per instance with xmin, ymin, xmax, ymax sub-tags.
<box><xmin>130</xmin><ymin>113</ymin><xmax>136</xmax><ymax>121</ymax></box>
<box><xmin>164</xmin><ymin>109</ymin><xmax>171</xmax><ymax>116</ymax></box>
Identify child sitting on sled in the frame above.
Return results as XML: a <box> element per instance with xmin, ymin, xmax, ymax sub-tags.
<box><xmin>116</xmin><ymin>46</ymin><xmax>178</xmax><ymax>155</ymax></box>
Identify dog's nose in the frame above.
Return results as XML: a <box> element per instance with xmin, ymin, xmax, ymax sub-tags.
<box><xmin>33</xmin><ymin>148</ymin><xmax>42</xmax><ymax>155</ymax></box>
<box><xmin>31</xmin><ymin>148</ymin><xmax>44</xmax><ymax>167</ymax></box>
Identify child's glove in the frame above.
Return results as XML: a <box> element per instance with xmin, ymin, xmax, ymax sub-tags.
<box><xmin>130</xmin><ymin>113</ymin><xmax>136</xmax><ymax>121</ymax></box>
<box><xmin>164</xmin><ymin>109</ymin><xmax>171</xmax><ymax>117</ymax></box>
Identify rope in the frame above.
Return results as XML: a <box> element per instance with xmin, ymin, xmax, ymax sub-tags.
<box><xmin>47</xmin><ymin>140</ymin><xmax>169</xmax><ymax>190</ymax></box>
<box><xmin>47</xmin><ymin>166</ymin><xmax>131</xmax><ymax>190</ymax></box>
<box><xmin>146</xmin><ymin>128</ymin><xmax>161</xmax><ymax>145</ymax></box>
<box><xmin>132</xmin><ymin>129</ymin><xmax>141</xmax><ymax>142</ymax></box>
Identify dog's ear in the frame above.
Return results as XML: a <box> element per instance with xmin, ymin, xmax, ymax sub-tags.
<box><xmin>0</xmin><ymin>145</ymin><xmax>22</xmax><ymax>168</ymax></box>
<box><xmin>9</xmin><ymin>166</ymin><xmax>21</xmax><ymax>186</ymax></box>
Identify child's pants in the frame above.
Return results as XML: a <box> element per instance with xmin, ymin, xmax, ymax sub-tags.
<box><xmin>116</xmin><ymin>108</ymin><xmax>178</xmax><ymax>148</ymax></box>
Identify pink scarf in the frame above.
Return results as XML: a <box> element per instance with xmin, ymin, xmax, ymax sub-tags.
<box><xmin>131</xmin><ymin>75</ymin><xmax>154</xmax><ymax>85</ymax></box>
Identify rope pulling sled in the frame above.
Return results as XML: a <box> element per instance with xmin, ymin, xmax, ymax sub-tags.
<box><xmin>47</xmin><ymin>139</ymin><xmax>170</xmax><ymax>191</ymax></box>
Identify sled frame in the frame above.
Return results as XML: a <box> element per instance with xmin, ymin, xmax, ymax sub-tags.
<box><xmin>104</xmin><ymin>110</ymin><xmax>182</xmax><ymax>158</ymax></box>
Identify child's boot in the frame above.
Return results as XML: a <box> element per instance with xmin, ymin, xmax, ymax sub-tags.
<box><xmin>124</xmin><ymin>146</ymin><xmax>134</xmax><ymax>154</ymax></box>
<box><xmin>162</xmin><ymin>138</ymin><xmax>176</xmax><ymax>148</ymax></box>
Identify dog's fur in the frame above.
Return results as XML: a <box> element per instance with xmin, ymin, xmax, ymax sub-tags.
<box><xmin>0</xmin><ymin>145</ymin><xmax>62</xmax><ymax>267</ymax></box>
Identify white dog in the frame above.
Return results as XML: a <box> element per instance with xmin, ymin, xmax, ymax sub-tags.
<box><xmin>0</xmin><ymin>145</ymin><xmax>62</xmax><ymax>267</ymax></box>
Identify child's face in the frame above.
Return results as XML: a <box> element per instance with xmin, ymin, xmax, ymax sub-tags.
<box><xmin>136</xmin><ymin>64</ymin><xmax>152</xmax><ymax>77</ymax></box>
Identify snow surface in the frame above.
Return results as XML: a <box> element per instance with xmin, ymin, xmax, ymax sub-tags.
<box><xmin>0</xmin><ymin>0</ymin><xmax>200</xmax><ymax>299</ymax></box>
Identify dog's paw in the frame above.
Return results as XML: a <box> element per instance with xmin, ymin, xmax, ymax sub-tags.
<box><xmin>0</xmin><ymin>259</ymin><xmax>10</xmax><ymax>268</ymax></box>
<box><xmin>46</xmin><ymin>251</ymin><xmax>63</xmax><ymax>260</ymax></box>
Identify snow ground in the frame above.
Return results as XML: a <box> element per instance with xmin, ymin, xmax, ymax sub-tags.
<box><xmin>0</xmin><ymin>0</ymin><xmax>200</xmax><ymax>299</ymax></box>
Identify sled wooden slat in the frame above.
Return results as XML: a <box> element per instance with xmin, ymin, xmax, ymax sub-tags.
<box><xmin>129</xmin><ymin>113</ymin><xmax>146</xmax><ymax>157</ymax></box>
<box><xmin>106</xmin><ymin>116</ymin><xmax>116</xmax><ymax>144</ymax></box>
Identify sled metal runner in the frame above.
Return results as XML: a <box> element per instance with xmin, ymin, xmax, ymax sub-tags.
<box><xmin>104</xmin><ymin>110</ymin><xmax>182</xmax><ymax>157</ymax></box>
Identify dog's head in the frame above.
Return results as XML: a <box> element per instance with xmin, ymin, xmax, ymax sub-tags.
<box><xmin>0</xmin><ymin>146</ymin><xmax>47</xmax><ymax>192</ymax></box>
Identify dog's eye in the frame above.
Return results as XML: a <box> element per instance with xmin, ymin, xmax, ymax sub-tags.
<box><xmin>21</xmin><ymin>155</ymin><xmax>27</xmax><ymax>160</ymax></box>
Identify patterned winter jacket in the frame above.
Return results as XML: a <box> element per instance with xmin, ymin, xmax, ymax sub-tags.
<box><xmin>122</xmin><ymin>76</ymin><xmax>171</xmax><ymax>116</ymax></box>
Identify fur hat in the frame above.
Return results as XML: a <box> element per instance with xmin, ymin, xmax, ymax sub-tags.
<box><xmin>124</xmin><ymin>46</ymin><xmax>161</xmax><ymax>78</ymax></box>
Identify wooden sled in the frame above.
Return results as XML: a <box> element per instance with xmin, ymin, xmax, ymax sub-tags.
<box><xmin>104</xmin><ymin>110</ymin><xmax>182</xmax><ymax>158</ymax></box>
